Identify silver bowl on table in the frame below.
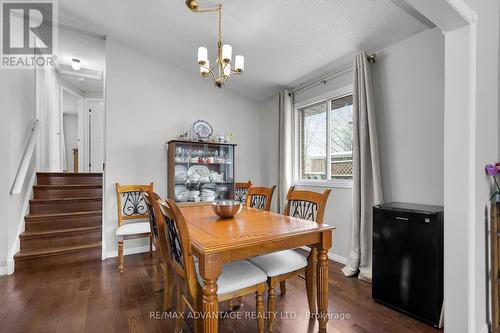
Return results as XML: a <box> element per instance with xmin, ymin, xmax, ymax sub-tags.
<box><xmin>211</xmin><ymin>200</ymin><xmax>242</xmax><ymax>218</ymax></box>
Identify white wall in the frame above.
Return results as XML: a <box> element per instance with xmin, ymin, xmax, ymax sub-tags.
<box><xmin>443</xmin><ymin>24</ymin><xmax>473</xmax><ymax>333</ymax></box>
<box><xmin>373</xmin><ymin>28</ymin><xmax>445</xmax><ymax>205</ymax></box>
<box><xmin>0</xmin><ymin>69</ymin><xmax>36</xmax><ymax>274</ymax></box>
<box><xmin>103</xmin><ymin>38</ymin><xmax>263</xmax><ymax>257</ymax></box>
<box><xmin>461</xmin><ymin>1</ymin><xmax>500</xmax><ymax>332</ymax></box>
<box><xmin>260</xmin><ymin>28</ymin><xmax>445</xmax><ymax>261</ymax></box>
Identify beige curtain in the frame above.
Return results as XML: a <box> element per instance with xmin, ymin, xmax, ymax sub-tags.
<box><xmin>342</xmin><ymin>52</ymin><xmax>383</xmax><ymax>281</ymax></box>
<box><xmin>277</xmin><ymin>90</ymin><xmax>293</xmax><ymax>213</ymax></box>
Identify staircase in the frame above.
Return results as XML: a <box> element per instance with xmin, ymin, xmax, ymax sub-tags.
<box><xmin>14</xmin><ymin>173</ymin><xmax>103</xmax><ymax>271</ymax></box>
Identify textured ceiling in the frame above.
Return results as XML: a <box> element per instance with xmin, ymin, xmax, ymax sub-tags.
<box><xmin>59</xmin><ymin>0</ymin><xmax>427</xmax><ymax>101</ymax></box>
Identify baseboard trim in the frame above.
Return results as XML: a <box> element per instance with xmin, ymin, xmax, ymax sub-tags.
<box><xmin>105</xmin><ymin>245</ymin><xmax>152</xmax><ymax>259</ymax></box>
<box><xmin>300</xmin><ymin>246</ymin><xmax>348</xmax><ymax>265</ymax></box>
<box><xmin>0</xmin><ymin>265</ymin><xmax>7</xmax><ymax>276</ymax></box>
<box><xmin>6</xmin><ymin>259</ymin><xmax>14</xmax><ymax>275</ymax></box>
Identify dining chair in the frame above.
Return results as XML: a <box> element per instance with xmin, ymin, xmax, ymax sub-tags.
<box><xmin>234</xmin><ymin>180</ymin><xmax>252</xmax><ymax>205</ymax></box>
<box><xmin>155</xmin><ymin>198</ymin><xmax>267</xmax><ymax>333</ymax></box>
<box><xmin>227</xmin><ymin>185</ymin><xmax>277</xmax><ymax>311</ymax></box>
<box><xmin>115</xmin><ymin>182</ymin><xmax>154</xmax><ymax>273</ymax></box>
<box><xmin>246</xmin><ymin>185</ymin><xmax>277</xmax><ymax>211</ymax></box>
<box><xmin>143</xmin><ymin>191</ymin><xmax>175</xmax><ymax>310</ymax></box>
<box><xmin>248</xmin><ymin>185</ymin><xmax>331</xmax><ymax>332</ymax></box>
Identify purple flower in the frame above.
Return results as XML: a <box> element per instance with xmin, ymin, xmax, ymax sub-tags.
<box><xmin>486</xmin><ymin>164</ymin><xmax>498</xmax><ymax>176</ymax></box>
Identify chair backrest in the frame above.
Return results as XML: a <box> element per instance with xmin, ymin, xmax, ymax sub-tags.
<box><xmin>143</xmin><ymin>191</ymin><xmax>161</xmax><ymax>245</ymax></box>
<box><xmin>115</xmin><ymin>183</ymin><xmax>154</xmax><ymax>226</ymax></box>
<box><xmin>246</xmin><ymin>185</ymin><xmax>276</xmax><ymax>211</ymax></box>
<box><xmin>235</xmin><ymin>180</ymin><xmax>252</xmax><ymax>204</ymax></box>
<box><xmin>155</xmin><ymin>198</ymin><xmax>199</xmax><ymax>300</ymax></box>
<box><xmin>284</xmin><ymin>186</ymin><xmax>331</xmax><ymax>223</ymax></box>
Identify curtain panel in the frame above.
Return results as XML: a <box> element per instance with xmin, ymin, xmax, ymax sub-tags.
<box><xmin>342</xmin><ymin>52</ymin><xmax>383</xmax><ymax>281</ymax></box>
<box><xmin>277</xmin><ymin>90</ymin><xmax>294</xmax><ymax>213</ymax></box>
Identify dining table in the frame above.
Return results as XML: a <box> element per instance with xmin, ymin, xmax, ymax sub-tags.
<box><xmin>179</xmin><ymin>203</ymin><xmax>335</xmax><ymax>333</ymax></box>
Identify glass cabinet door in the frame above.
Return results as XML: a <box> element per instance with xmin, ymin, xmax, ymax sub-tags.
<box><xmin>172</xmin><ymin>141</ymin><xmax>235</xmax><ymax>203</ymax></box>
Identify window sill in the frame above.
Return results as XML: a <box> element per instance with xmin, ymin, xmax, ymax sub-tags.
<box><xmin>293</xmin><ymin>179</ymin><xmax>353</xmax><ymax>189</ymax></box>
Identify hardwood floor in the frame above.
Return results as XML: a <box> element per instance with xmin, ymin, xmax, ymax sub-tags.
<box><xmin>0</xmin><ymin>253</ymin><xmax>441</xmax><ymax>333</ymax></box>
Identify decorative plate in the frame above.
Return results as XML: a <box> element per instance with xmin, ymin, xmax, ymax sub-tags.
<box><xmin>193</xmin><ymin>120</ymin><xmax>213</xmax><ymax>139</ymax></box>
<box><xmin>187</xmin><ymin>165</ymin><xmax>210</xmax><ymax>178</ymax></box>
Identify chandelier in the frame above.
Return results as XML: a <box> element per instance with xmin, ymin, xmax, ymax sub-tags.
<box><xmin>185</xmin><ymin>0</ymin><xmax>244</xmax><ymax>88</ymax></box>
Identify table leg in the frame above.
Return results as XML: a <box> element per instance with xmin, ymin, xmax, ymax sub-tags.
<box><xmin>317</xmin><ymin>231</ymin><xmax>332</xmax><ymax>332</ymax></box>
<box><xmin>305</xmin><ymin>247</ymin><xmax>317</xmax><ymax>315</ymax></box>
<box><xmin>199</xmin><ymin>253</ymin><xmax>222</xmax><ymax>333</ymax></box>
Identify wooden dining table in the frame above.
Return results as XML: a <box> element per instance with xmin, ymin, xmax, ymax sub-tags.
<box><xmin>179</xmin><ymin>203</ymin><xmax>335</xmax><ymax>333</ymax></box>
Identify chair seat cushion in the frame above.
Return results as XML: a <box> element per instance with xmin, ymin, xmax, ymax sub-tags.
<box><xmin>196</xmin><ymin>260</ymin><xmax>267</xmax><ymax>295</ymax></box>
<box><xmin>116</xmin><ymin>222</ymin><xmax>150</xmax><ymax>236</ymax></box>
<box><xmin>248</xmin><ymin>250</ymin><xmax>307</xmax><ymax>277</ymax></box>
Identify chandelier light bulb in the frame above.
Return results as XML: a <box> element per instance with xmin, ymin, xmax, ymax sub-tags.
<box><xmin>222</xmin><ymin>44</ymin><xmax>232</xmax><ymax>63</ymax></box>
<box><xmin>71</xmin><ymin>58</ymin><xmax>81</xmax><ymax>71</ymax></box>
<box><xmin>198</xmin><ymin>47</ymin><xmax>208</xmax><ymax>65</ymax></box>
<box><xmin>235</xmin><ymin>55</ymin><xmax>244</xmax><ymax>72</ymax></box>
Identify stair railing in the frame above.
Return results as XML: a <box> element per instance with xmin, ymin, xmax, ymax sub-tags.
<box><xmin>10</xmin><ymin>119</ymin><xmax>40</xmax><ymax>195</ymax></box>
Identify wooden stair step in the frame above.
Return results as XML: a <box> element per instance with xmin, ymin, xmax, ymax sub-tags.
<box><xmin>14</xmin><ymin>242</ymin><xmax>102</xmax><ymax>271</ymax></box>
<box><xmin>20</xmin><ymin>226</ymin><xmax>102</xmax><ymax>250</ymax></box>
<box><xmin>33</xmin><ymin>184</ymin><xmax>102</xmax><ymax>199</ymax></box>
<box><xmin>29</xmin><ymin>197</ymin><xmax>102</xmax><ymax>214</ymax></box>
<box><xmin>36</xmin><ymin>172</ymin><xmax>102</xmax><ymax>186</ymax></box>
<box><xmin>25</xmin><ymin>210</ymin><xmax>102</xmax><ymax>232</ymax></box>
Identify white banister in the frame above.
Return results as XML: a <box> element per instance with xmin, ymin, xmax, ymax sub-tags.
<box><xmin>10</xmin><ymin>119</ymin><xmax>40</xmax><ymax>195</ymax></box>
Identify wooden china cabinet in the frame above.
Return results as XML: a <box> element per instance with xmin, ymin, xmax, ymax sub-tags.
<box><xmin>167</xmin><ymin>140</ymin><xmax>236</xmax><ymax>204</ymax></box>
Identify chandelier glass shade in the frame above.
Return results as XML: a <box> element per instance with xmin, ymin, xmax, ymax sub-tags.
<box><xmin>186</xmin><ymin>1</ymin><xmax>244</xmax><ymax>88</ymax></box>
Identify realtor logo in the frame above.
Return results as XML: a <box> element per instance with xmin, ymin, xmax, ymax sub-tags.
<box><xmin>1</xmin><ymin>0</ymin><xmax>57</xmax><ymax>68</ymax></box>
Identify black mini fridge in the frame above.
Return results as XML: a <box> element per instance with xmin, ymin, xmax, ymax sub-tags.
<box><xmin>372</xmin><ymin>202</ymin><xmax>444</xmax><ymax>327</ymax></box>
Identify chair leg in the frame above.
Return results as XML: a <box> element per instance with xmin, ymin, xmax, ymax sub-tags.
<box><xmin>306</xmin><ymin>247</ymin><xmax>317</xmax><ymax>315</ymax></box>
<box><xmin>268</xmin><ymin>279</ymin><xmax>276</xmax><ymax>332</ymax></box>
<box><xmin>256</xmin><ymin>284</ymin><xmax>265</xmax><ymax>333</ymax></box>
<box><xmin>162</xmin><ymin>266</ymin><xmax>174</xmax><ymax>311</ymax></box>
<box><xmin>174</xmin><ymin>288</ymin><xmax>186</xmax><ymax>333</ymax></box>
<box><xmin>154</xmin><ymin>253</ymin><xmax>162</xmax><ymax>292</ymax></box>
<box><xmin>280</xmin><ymin>281</ymin><xmax>287</xmax><ymax>295</ymax></box>
<box><xmin>118</xmin><ymin>240</ymin><xmax>124</xmax><ymax>273</ymax></box>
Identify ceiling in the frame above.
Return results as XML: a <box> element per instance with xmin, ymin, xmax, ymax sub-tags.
<box><xmin>59</xmin><ymin>0</ymin><xmax>427</xmax><ymax>101</ymax></box>
<box><xmin>59</xmin><ymin>73</ymin><xmax>103</xmax><ymax>95</ymax></box>
<box><xmin>57</xmin><ymin>27</ymin><xmax>105</xmax><ymax>95</ymax></box>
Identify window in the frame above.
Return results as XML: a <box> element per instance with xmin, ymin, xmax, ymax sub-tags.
<box><xmin>298</xmin><ymin>94</ymin><xmax>353</xmax><ymax>182</ymax></box>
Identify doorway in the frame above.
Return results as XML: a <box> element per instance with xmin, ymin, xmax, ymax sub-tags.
<box><xmin>61</xmin><ymin>87</ymin><xmax>83</xmax><ymax>173</ymax></box>
<box><xmin>59</xmin><ymin>88</ymin><xmax>105</xmax><ymax>173</ymax></box>
<box><xmin>36</xmin><ymin>26</ymin><xmax>106</xmax><ymax>174</ymax></box>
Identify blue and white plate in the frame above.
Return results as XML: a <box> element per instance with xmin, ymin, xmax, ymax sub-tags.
<box><xmin>193</xmin><ymin>120</ymin><xmax>213</xmax><ymax>139</ymax></box>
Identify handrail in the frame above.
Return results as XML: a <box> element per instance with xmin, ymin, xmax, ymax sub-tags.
<box><xmin>10</xmin><ymin>119</ymin><xmax>40</xmax><ymax>195</ymax></box>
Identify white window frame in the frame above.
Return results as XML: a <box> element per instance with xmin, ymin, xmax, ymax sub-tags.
<box><xmin>293</xmin><ymin>85</ymin><xmax>354</xmax><ymax>189</ymax></box>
